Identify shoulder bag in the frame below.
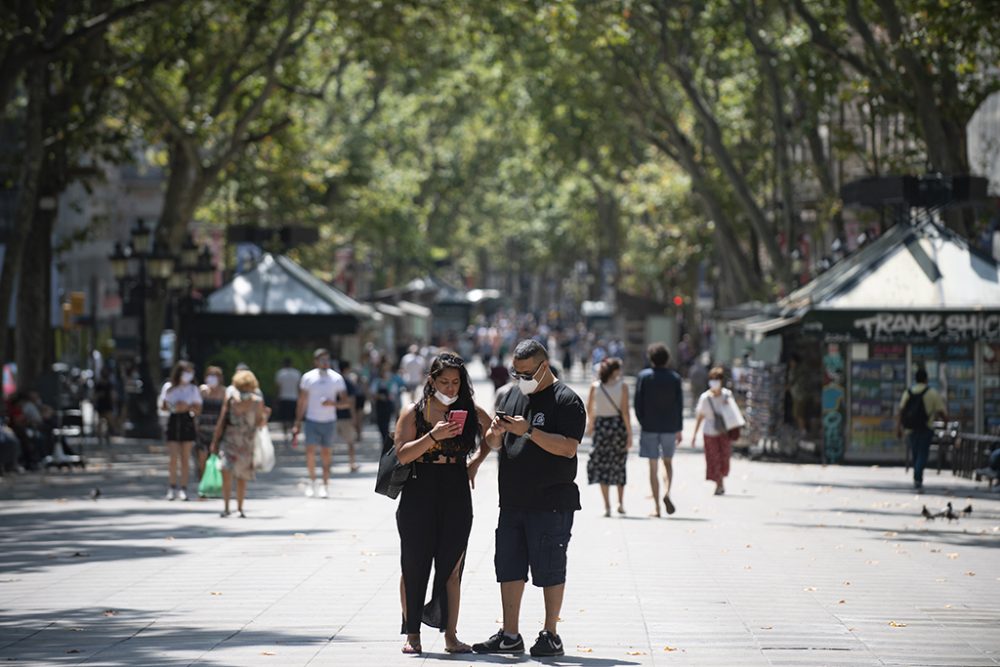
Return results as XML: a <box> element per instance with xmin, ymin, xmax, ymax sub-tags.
<box><xmin>707</xmin><ymin>395</ymin><xmax>740</xmax><ymax>440</ymax></box>
<box><xmin>375</xmin><ymin>434</ymin><xmax>414</xmax><ymax>500</ymax></box>
<box><xmin>599</xmin><ymin>382</ymin><xmax>624</xmax><ymax>419</ymax></box>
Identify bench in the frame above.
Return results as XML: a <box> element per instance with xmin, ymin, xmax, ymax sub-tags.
<box><xmin>952</xmin><ymin>432</ymin><xmax>1000</xmax><ymax>488</ymax></box>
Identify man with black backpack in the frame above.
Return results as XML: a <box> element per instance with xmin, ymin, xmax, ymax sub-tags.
<box><xmin>897</xmin><ymin>368</ymin><xmax>947</xmax><ymax>493</ymax></box>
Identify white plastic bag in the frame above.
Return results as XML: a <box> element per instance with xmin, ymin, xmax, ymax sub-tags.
<box><xmin>254</xmin><ymin>427</ymin><xmax>276</xmax><ymax>473</ymax></box>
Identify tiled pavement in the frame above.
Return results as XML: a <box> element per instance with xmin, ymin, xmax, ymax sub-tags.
<box><xmin>1</xmin><ymin>377</ymin><xmax>998</xmax><ymax>665</ymax></box>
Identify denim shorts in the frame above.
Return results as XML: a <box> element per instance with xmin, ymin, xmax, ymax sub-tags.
<box><xmin>639</xmin><ymin>431</ymin><xmax>678</xmax><ymax>459</ymax></box>
<box><xmin>303</xmin><ymin>419</ymin><xmax>336</xmax><ymax>447</ymax></box>
<box><xmin>495</xmin><ymin>508</ymin><xmax>574</xmax><ymax>588</ymax></box>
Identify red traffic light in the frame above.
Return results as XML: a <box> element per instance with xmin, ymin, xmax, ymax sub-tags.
<box><xmin>672</xmin><ymin>295</ymin><xmax>684</xmax><ymax>307</ymax></box>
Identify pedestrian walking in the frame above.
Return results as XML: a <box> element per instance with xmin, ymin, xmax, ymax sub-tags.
<box><xmin>211</xmin><ymin>369</ymin><xmax>267</xmax><ymax>518</ymax></box>
<box><xmin>159</xmin><ymin>361</ymin><xmax>202</xmax><ymax>501</ymax></box>
<box><xmin>292</xmin><ymin>349</ymin><xmax>350</xmax><ymax>498</ymax></box>
<box><xmin>896</xmin><ymin>367</ymin><xmax>947</xmax><ymax>493</ymax></box>
<box><xmin>393</xmin><ymin>352</ymin><xmax>492</xmax><ymax>655</ymax></box>
<box><xmin>93</xmin><ymin>366</ymin><xmax>118</xmax><ymax>444</ymax></box>
<box><xmin>336</xmin><ymin>360</ymin><xmax>360</xmax><ymax>473</ymax></box>
<box><xmin>400</xmin><ymin>344</ymin><xmax>426</xmax><ymax>403</ymax></box>
<box><xmin>274</xmin><ymin>358</ymin><xmax>301</xmax><ymax>441</ymax></box>
<box><xmin>473</xmin><ymin>339</ymin><xmax>587</xmax><ymax>658</ymax></box>
<box><xmin>196</xmin><ymin>366</ymin><xmax>226</xmax><ymax>485</ymax></box>
<box><xmin>585</xmin><ymin>357</ymin><xmax>631</xmax><ymax>517</ymax></box>
<box><xmin>690</xmin><ymin>366</ymin><xmax>739</xmax><ymax>496</ymax></box>
<box><xmin>349</xmin><ymin>360</ymin><xmax>368</xmax><ymax>443</ymax></box>
<box><xmin>634</xmin><ymin>343</ymin><xmax>684</xmax><ymax>516</ymax></box>
<box><xmin>371</xmin><ymin>359</ymin><xmax>404</xmax><ymax>447</ymax></box>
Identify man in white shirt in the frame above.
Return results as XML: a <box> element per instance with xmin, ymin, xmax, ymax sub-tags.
<box><xmin>292</xmin><ymin>348</ymin><xmax>349</xmax><ymax>498</ymax></box>
<box><xmin>274</xmin><ymin>358</ymin><xmax>302</xmax><ymax>439</ymax></box>
<box><xmin>400</xmin><ymin>344</ymin><xmax>426</xmax><ymax>401</ymax></box>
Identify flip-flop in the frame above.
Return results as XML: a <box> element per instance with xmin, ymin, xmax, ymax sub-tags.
<box><xmin>401</xmin><ymin>641</ymin><xmax>422</xmax><ymax>654</ymax></box>
<box><xmin>445</xmin><ymin>642</ymin><xmax>472</xmax><ymax>654</ymax></box>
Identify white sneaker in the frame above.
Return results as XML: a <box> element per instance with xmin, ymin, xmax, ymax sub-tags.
<box><xmin>305</xmin><ymin>482</ymin><xmax>315</xmax><ymax>498</ymax></box>
<box><xmin>318</xmin><ymin>484</ymin><xmax>329</xmax><ymax>499</ymax></box>
<box><xmin>166</xmin><ymin>488</ymin><xmax>176</xmax><ymax>501</ymax></box>
<box><xmin>178</xmin><ymin>488</ymin><xmax>188</xmax><ymax>501</ymax></box>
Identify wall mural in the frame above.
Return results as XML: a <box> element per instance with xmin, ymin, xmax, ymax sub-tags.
<box><xmin>822</xmin><ymin>343</ymin><xmax>846</xmax><ymax>463</ymax></box>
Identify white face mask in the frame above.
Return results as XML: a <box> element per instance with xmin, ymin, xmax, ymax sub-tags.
<box><xmin>515</xmin><ymin>361</ymin><xmax>545</xmax><ymax>395</ymax></box>
<box><xmin>709</xmin><ymin>379</ymin><xmax>722</xmax><ymax>390</ymax></box>
<box><xmin>517</xmin><ymin>377</ymin><xmax>541</xmax><ymax>394</ymax></box>
<box><xmin>181</xmin><ymin>372</ymin><xmax>194</xmax><ymax>384</ymax></box>
<box><xmin>205</xmin><ymin>376</ymin><xmax>219</xmax><ymax>388</ymax></box>
<box><xmin>434</xmin><ymin>390</ymin><xmax>458</xmax><ymax>406</ymax></box>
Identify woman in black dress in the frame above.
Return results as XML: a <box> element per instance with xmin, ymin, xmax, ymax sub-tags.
<box><xmin>393</xmin><ymin>352</ymin><xmax>491</xmax><ymax>654</ymax></box>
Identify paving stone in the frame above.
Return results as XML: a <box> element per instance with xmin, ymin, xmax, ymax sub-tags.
<box><xmin>1</xmin><ymin>372</ymin><xmax>998</xmax><ymax>665</ymax></box>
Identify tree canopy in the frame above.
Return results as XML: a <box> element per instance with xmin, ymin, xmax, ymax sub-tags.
<box><xmin>4</xmin><ymin>0</ymin><xmax>998</xmax><ymax>360</ymax></box>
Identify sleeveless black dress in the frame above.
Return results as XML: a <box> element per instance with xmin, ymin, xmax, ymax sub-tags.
<box><xmin>397</xmin><ymin>400</ymin><xmax>475</xmax><ymax>634</ymax></box>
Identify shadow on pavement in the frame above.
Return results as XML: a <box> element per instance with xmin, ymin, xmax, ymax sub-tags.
<box><xmin>772</xmin><ymin>477</ymin><xmax>1000</xmax><ymax>500</ymax></box>
<box><xmin>0</xmin><ymin>506</ymin><xmax>335</xmax><ymax>574</ymax></box>
<box><xmin>419</xmin><ymin>653</ymin><xmax>640</xmax><ymax>666</ymax></box>
<box><xmin>766</xmin><ymin>520</ymin><xmax>1000</xmax><ymax>549</ymax></box>
<box><xmin>0</xmin><ymin>607</ymin><xmax>329</xmax><ymax>666</ymax></box>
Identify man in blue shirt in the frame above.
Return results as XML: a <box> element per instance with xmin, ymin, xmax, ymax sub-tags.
<box><xmin>634</xmin><ymin>342</ymin><xmax>684</xmax><ymax>516</ymax></box>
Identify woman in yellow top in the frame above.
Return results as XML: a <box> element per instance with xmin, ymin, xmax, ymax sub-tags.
<box><xmin>393</xmin><ymin>352</ymin><xmax>492</xmax><ymax>655</ymax></box>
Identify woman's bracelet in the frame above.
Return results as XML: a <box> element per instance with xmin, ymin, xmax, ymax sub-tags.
<box><xmin>428</xmin><ymin>432</ymin><xmax>439</xmax><ymax>443</ymax></box>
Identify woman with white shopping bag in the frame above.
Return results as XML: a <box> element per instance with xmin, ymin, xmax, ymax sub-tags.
<box><xmin>690</xmin><ymin>366</ymin><xmax>745</xmax><ymax>496</ymax></box>
<box><xmin>210</xmin><ymin>369</ymin><xmax>267</xmax><ymax>518</ymax></box>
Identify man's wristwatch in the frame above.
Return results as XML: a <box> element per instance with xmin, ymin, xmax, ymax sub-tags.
<box><xmin>525</xmin><ymin>425</ymin><xmax>534</xmax><ymax>439</ymax></box>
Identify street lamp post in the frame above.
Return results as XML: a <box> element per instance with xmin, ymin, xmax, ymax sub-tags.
<box><xmin>168</xmin><ymin>235</ymin><xmax>218</xmax><ymax>361</ymax></box>
<box><xmin>109</xmin><ymin>220</ymin><xmax>217</xmax><ymax>439</ymax></box>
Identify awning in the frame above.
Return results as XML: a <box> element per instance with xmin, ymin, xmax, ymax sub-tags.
<box><xmin>374</xmin><ymin>302</ymin><xmax>404</xmax><ymax>318</ymax></box>
<box><xmin>726</xmin><ymin>313</ymin><xmax>802</xmax><ymax>342</ymax></box>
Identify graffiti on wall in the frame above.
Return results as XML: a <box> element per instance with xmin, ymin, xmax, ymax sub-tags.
<box><xmin>821</xmin><ymin>344</ymin><xmax>846</xmax><ymax>463</ymax></box>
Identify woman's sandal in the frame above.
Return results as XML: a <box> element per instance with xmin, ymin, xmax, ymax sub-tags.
<box><xmin>444</xmin><ymin>641</ymin><xmax>472</xmax><ymax>654</ymax></box>
<box><xmin>401</xmin><ymin>640</ymin><xmax>422</xmax><ymax>654</ymax></box>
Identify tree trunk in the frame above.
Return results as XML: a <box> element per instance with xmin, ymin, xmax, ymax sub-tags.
<box><xmin>0</xmin><ymin>63</ymin><xmax>45</xmax><ymax>369</ymax></box>
<box><xmin>15</xmin><ymin>203</ymin><xmax>54</xmax><ymax>393</ymax></box>
<box><xmin>742</xmin><ymin>10</ymin><xmax>797</xmax><ymax>259</ymax></box>
<box><xmin>669</xmin><ymin>64</ymin><xmax>788</xmax><ymax>283</ymax></box>
<box><xmin>797</xmin><ymin>94</ymin><xmax>845</xmax><ymax>241</ymax></box>
<box><xmin>645</xmin><ymin>117</ymin><xmax>763</xmax><ymax>300</ymax></box>
<box><xmin>146</xmin><ymin>141</ymin><xmax>203</xmax><ymax>382</ymax></box>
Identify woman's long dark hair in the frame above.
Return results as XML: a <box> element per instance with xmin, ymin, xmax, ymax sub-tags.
<box><xmin>168</xmin><ymin>360</ymin><xmax>195</xmax><ymax>387</ymax></box>
<box><xmin>420</xmin><ymin>352</ymin><xmax>479</xmax><ymax>455</ymax></box>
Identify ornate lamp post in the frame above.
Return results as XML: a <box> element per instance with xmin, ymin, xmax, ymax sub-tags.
<box><xmin>109</xmin><ymin>220</ymin><xmax>218</xmax><ymax>438</ymax></box>
<box><xmin>167</xmin><ymin>235</ymin><xmax>218</xmax><ymax>360</ymax></box>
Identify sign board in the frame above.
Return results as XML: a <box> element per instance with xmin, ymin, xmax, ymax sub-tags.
<box><xmin>803</xmin><ymin>310</ymin><xmax>1000</xmax><ymax>342</ymax></box>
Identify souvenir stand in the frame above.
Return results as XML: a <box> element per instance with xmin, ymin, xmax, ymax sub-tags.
<box><xmin>724</xmin><ymin>218</ymin><xmax>1000</xmax><ymax>463</ymax></box>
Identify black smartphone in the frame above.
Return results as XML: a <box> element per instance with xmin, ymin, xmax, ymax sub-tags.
<box><xmin>495</xmin><ymin>410</ymin><xmax>513</xmax><ymax>422</ymax></box>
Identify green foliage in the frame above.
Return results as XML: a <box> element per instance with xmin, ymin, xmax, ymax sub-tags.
<box><xmin>19</xmin><ymin>0</ymin><xmax>997</xmax><ymax>317</ymax></box>
<box><xmin>204</xmin><ymin>342</ymin><xmax>314</xmax><ymax>399</ymax></box>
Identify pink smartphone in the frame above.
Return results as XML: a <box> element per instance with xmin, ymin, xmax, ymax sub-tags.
<box><xmin>447</xmin><ymin>409</ymin><xmax>468</xmax><ymax>429</ymax></box>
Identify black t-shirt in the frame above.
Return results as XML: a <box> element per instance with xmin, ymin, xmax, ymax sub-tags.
<box><xmin>336</xmin><ymin>376</ymin><xmax>357</xmax><ymax>420</ymax></box>
<box><xmin>497</xmin><ymin>381</ymin><xmax>587</xmax><ymax>511</ymax></box>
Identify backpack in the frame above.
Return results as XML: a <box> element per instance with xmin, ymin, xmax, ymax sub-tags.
<box><xmin>900</xmin><ymin>387</ymin><xmax>929</xmax><ymax>430</ymax></box>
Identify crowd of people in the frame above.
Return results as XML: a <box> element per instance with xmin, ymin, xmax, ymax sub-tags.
<box><xmin>1</xmin><ymin>320</ymin><xmax>756</xmax><ymax>658</ymax></box>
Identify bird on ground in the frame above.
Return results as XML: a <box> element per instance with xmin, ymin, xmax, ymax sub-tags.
<box><xmin>961</xmin><ymin>504</ymin><xmax>972</xmax><ymax>516</ymax></box>
<box><xmin>89</xmin><ymin>488</ymin><xmax>101</xmax><ymax>501</ymax></box>
<box><xmin>944</xmin><ymin>502</ymin><xmax>959</xmax><ymax>522</ymax></box>
<box><xmin>921</xmin><ymin>505</ymin><xmax>935</xmax><ymax>520</ymax></box>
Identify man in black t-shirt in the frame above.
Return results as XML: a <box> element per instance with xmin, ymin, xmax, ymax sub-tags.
<box><xmin>472</xmin><ymin>339</ymin><xmax>586</xmax><ymax>658</ymax></box>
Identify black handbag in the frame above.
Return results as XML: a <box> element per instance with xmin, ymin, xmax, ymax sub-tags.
<box><xmin>375</xmin><ymin>436</ymin><xmax>413</xmax><ymax>499</ymax></box>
